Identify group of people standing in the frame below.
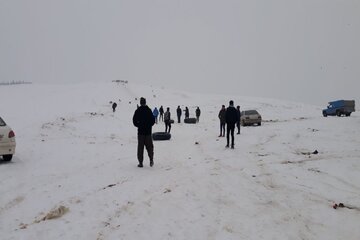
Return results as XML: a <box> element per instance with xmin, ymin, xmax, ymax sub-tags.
<box><xmin>151</xmin><ymin>106</ymin><xmax>172</xmax><ymax>133</ymax></box>
<box><xmin>132</xmin><ymin>97</ymin><xmax>240</xmax><ymax>168</ymax></box>
<box><xmin>176</xmin><ymin>106</ymin><xmax>201</xmax><ymax>123</ymax></box>
<box><xmin>151</xmin><ymin>106</ymin><xmax>171</xmax><ymax>133</ymax></box>
<box><xmin>151</xmin><ymin>106</ymin><xmax>201</xmax><ymax>133</ymax></box>
<box><xmin>218</xmin><ymin>100</ymin><xmax>241</xmax><ymax>149</ymax></box>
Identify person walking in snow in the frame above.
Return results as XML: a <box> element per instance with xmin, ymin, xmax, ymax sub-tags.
<box><xmin>195</xmin><ymin>107</ymin><xmax>201</xmax><ymax>123</ymax></box>
<box><xmin>225</xmin><ymin>100</ymin><xmax>238</xmax><ymax>149</ymax></box>
<box><xmin>133</xmin><ymin>97</ymin><xmax>155</xmax><ymax>168</ymax></box>
<box><xmin>218</xmin><ymin>105</ymin><xmax>226</xmax><ymax>137</ymax></box>
<box><xmin>184</xmin><ymin>107</ymin><xmax>189</xmax><ymax>120</ymax></box>
<box><xmin>112</xmin><ymin>102</ymin><xmax>117</xmax><ymax>112</ymax></box>
<box><xmin>236</xmin><ymin>105</ymin><xmax>241</xmax><ymax>134</ymax></box>
<box><xmin>164</xmin><ymin>107</ymin><xmax>172</xmax><ymax>133</ymax></box>
<box><xmin>153</xmin><ymin>107</ymin><xmax>159</xmax><ymax>124</ymax></box>
<box><xmin>176</xmin><ymin>106</ymin><xmax>182</xmax><ymax>123</ymax></box>
<box><xmin>159</xmin><ymin>106</ymin><xmax>164</xmax><ymax>122</ymax></box>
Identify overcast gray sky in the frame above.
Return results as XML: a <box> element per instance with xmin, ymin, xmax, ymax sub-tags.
<box><xmin>1</xmin><ymin>0</ymin><xmax>359</xmax><ymax>105</ymax></box>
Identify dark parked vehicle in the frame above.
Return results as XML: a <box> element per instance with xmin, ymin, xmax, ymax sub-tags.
<box><xmin>322</xmin><ymin>100</ymin><xmax>355</xmax><ymax>117</ymax></box>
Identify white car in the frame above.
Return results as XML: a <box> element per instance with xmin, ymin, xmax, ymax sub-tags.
<box><xmin>240</xmin><ymin>110</ymin><xmax>262</xmax><ymax>126</ymax></box>
<box><xmin>0</xmin><ymin>117</ymin><xmax>16</xmax><ymax>161</ymax></box>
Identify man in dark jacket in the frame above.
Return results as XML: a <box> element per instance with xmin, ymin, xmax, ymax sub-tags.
<box><xmin>159</xmin><ymin>106</ymin><xmax>164</xmax><ymax>122</ymax></box>
<box><xmin>225</xmin><ymin>100</ymin><xmax>238</xmax><ymax>149</ymax></box>
<box><xmin>236</xmin><ymin>105</ymin><xmax>241</xmax><ymax>134</ymax></box>
<box><xmin>184</xmin><ymin>107</ymin><xmax>189</xmax><ymax>119</ymax></box>
<box><xmin>164</xmin><ymin>107</ymin><xmax>171</xmax><ymax>133</ymax></box>
<box><xmin>218</xmin><ymin>105</ymin><xmax>226</xmax><ymax>137</ymax></box>
<box><xmin>176</xmin><ymin>106</ymin><xmax>182</xmax><ymax>123</ymax></box>
<box><xmin>133</xmin><ymin>97</ymin><xmax>155</xmax><ymax>167</ymax></box>
<box><xmin>112</xmin><ymin>102</ymin><xmax>117</xmax><ymax>112</ymax></box>
<box><xmin>195</xmin><ymin>107</ymin><xmax>201</xmax><ymax>123</ymax></box>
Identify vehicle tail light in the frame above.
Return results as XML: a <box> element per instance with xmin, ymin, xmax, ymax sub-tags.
<box><xmin>8</xmin><ymin>130</ymin><xmax>15</xmax><ymax>138</ymax></box>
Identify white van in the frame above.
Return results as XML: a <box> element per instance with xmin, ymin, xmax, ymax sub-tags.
<box><xmin>240</xmin><ymin>110</ymin><xmax>262</xmax><ymax>126</ymax></box>
<box><xmin>0</xmin><ymin>117</ymin><xmax>16</xmax><ymax>161</ymax></box>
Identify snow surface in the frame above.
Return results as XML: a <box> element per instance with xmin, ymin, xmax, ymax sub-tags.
<box><xmin>1</xmin><ymin>82</ymin><xmax>360</xmax><ymax>240</ymax></box>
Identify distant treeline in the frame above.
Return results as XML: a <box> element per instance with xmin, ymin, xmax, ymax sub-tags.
<box><xmin>0</xmin><ymin>81</ymin><xmax>32</xmax><ymax>86</ymax></box>
<box><xmin>112</xmin><ymin>80</ymin><xmax>128</xmax><ymax>84</ymax></box>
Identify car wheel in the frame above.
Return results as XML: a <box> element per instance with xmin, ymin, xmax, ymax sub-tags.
<box><xmin>345</xmin><ymin>113</ymin><xmax>351</xmax><ymax>117</ymax></box>
<box><xmin>258</xmin><ymin>122</ymin><xmax>261</xmax><ymax>126</ymax></box>
<box><xmin>336</xmin><ymin>110</ymin><xmax>341</xmax><ymax>117</ymax></box>
<box><xmin>323</xmin><ymin>112</ymin><xmax>327</xmax><ymax>117</ymax></box>
<box><xmin>2</xmin><ymin>155</ymin><xmax>13</xmax><ymax>161</ymax></box>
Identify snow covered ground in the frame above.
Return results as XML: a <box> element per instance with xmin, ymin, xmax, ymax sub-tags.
<box><xmin>1</xmin><ymin>82</ymin><xmax>359</xmax><ymax>240</ymax></box>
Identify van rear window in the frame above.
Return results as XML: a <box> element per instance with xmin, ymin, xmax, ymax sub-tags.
<box><xmin>0</xmin><ymin>117</ymin><xmax>6</xmax><ymax>126</ymax></box>
<box><xmin>245</xmin><ymin>110</ymin><xmax>258</xmax><ymax>115</ymax></box>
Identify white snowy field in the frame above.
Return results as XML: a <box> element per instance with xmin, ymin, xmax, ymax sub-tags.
<box><xmin>0</xmin><ymin>82</ymin><xmax>359</xmax><ymax>240</ymax></box>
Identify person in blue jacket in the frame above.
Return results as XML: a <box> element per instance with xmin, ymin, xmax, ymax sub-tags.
<box><xmin>153</xmin><ymin>107</ymin><xmax>159</xmax><ymax>124</ymax></box>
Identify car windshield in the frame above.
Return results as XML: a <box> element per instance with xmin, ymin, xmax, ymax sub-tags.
<box><xmin>245</xmin><ymin>110</ymin><xmax>258</xmax><ymax>115</ymax></box>
<box><xmin>0</xmin><ymin>117</ymin><xmax>6</xmax><ymax>126</ymax></box>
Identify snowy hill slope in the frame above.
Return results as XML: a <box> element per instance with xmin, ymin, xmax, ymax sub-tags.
<box><xmin>1</xmin><ymin>82</ymin><xmax>360</xmax><ymax>240</ymax></box>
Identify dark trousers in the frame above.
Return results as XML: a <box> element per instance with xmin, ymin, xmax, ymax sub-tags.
<box><xmin>220</xmin><ymin>122</ymin><xmax>225</xmax><ymax>136</ymax></box>
<box><xmin>196</xmin><ymin>116</ymin><xmax>200</xmax><ymax>122</ymax></box>
<box><xmin>236</xmin><ymin>121</ymin><xmax>240</xmax><ymax>134</ymax></box>
<box><xmin>177</xmin><ymin>115</ymin><xmax>181</xmax><ymax>123</ymax></box>
<box><xmin>165</xmin><ymin>120</ymin><xmax>171</xmax><ymax>133</ymax></box>
<box><xmin>137</xmin><ymin>134</ymin><xmax>154</xmax><ymax>164</ymax></box>
<box><xmin>226</xmin><ymin>124</ymin><xmax>235</xmax><ymax>147</ymax></box>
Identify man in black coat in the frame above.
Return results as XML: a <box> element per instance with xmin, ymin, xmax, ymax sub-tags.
<box><xmin>225</xmin><ymin>100</ymin><xmax>239</xmax><ymax>149</ymax></box>
<box><xmin>184</xmin><ymin>107</ymin><xmax>189</xmax><ymax>119</ymax></box>
<box><xmin>218</xmin><ymin>105</ymin><xmax>226</xmax><ymax>137</ymax></box>
<box><xmin>195</xmin><ymin>107</ymin><xmax>201</xmax><ymax>123</ymax></box>
<box><xmin>112</xmin><ymin>102</ymin><xmax>117</xmax><ymax>112</ymax></box>
<box><xmin>159</xmin><ymin>106</ymin><xmax>164</xmax><ymax>122</ymax></box>
<box><xmin>133</xmin><ymin>97</ymin><xmax>155</xmax><ymax>167</ymax></box>
<box><xmin>164</xmin><ymin>107</ymin><xmax>172</xmax><ymax>133</ymax></box>
<box><xmin>236</xmin><ymin>105</ymin><xmax>241</xmax><ymax>134</ymax></box>
<box><xmin>176</xmin><ymin>106</ymin><xmax>182</xmax><ymax>123</ymax></box>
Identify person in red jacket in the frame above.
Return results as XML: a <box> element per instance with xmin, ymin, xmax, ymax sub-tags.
<box><xmin>133</xmin><ymin>97</ymin><xmax>155</xmax><ymax>167</ymax></box>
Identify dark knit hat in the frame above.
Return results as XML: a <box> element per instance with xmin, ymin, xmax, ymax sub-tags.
<box><xmin>140</xmin><ymin>97</ymin><xmax>146</xmax><ymax>105</ymax></box>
